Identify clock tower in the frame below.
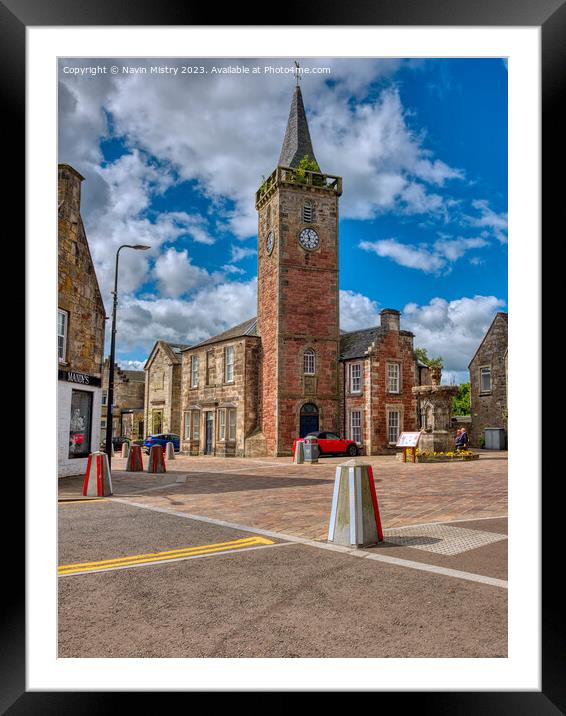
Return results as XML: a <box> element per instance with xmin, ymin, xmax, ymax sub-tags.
<box><xmin>256</xmin><ymin>84</ymin><xmax>343</xmax><ymax>456</ymax></box>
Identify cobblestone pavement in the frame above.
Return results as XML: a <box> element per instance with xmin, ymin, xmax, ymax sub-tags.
<box><xmin>59</xmin><ymin>451</ymin><xmax>507</xmax><ymax>542</ymax></box>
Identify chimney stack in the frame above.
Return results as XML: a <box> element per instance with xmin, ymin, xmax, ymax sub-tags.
<box><xmin>58</xmin><ymin>164</ymin><xmax>84</xmax><ymax>221</ymax></box>
<box><xmin>380</xmin><ymin>308</ymin><xmax>400</xmax><ymax>332</ymax></box>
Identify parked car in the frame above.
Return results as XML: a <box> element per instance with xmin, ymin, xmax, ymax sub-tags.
<box><xmin>293</xmin><ymin>431</ymin><xmax>358</xmax><ymax>457</ymax></box>
<box><xmin>143</xmin><ymin>434</ymin><xmax>180</xmax><ymax>454</ymax></box>
<box><xmin>99</xmin><ymin>436</ymin><xmax>131</xmax><ymax>452</ymax></box>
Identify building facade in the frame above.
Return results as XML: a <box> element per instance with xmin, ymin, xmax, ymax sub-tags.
<box><xmin>144</xmin><ymin>341</ymin><xmax>188</xmax><ymax>438</ymax></box>
<box><xmin>469</xmin><ymin>312</ymin><xmax>508</xmax><ymax>447</ymax></box>
<box><xmin>101</xmin><ymin>360</ymin><xmax>145</xmax><ymax>441</ymax></box>
<box><xmin>58</xmin><ymin>164</ymin><xmax>106</xmax><ymax>476</ymax></box>
<box><xmin>170</xmin><ymin>86</ymin><xmax>429</xmax><ymax>457</ymax></box>
<box><xmin>180</xmin><ymin>319</ymin><xmax>261</xmax><ymax>457</ymax></box>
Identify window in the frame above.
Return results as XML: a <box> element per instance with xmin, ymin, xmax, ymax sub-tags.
<box><xmin>387</xmin><ymin>363</ymin><xmax>400</xmax><ymax>393</ymax></box>
<box><xmin>480</xmin><ymin>366</ymin><xmax>492</xmax><ymax>393</ymax></box>
<box><xmin>206</xmin><ymin>351</ymin><xmax>215</xmax><ymax>386</ymax></box>
<box><xmin>225</xmin><ymin>346</ymin><xmax>235</xmax><ymax>383</ymax></box>
<box><xmin>228</xmin><ymin>409</ymin><xmax>237</xmax><ymax>441</ymax></box>
<box><xmin>183</xmin><ymin>412</ymin><xmax>191</xmax><ymax>440</ymax></box>
<box><xmin>351</xmin><ymin>411</ymin><xmax>362</xmax><ymax>443</ymax></box>
<box><xmin>101</xmin><ymin>390</ymin><xmax>107</xmax><ymax>406</ymax></box>
<box><xmin>303</xmin><ymin>349</ymin><xmax>315</xmax><ymax>375</ymax></box>
<box><xmin>349</xmin><ymin>363</ymin><xmax>362</xmax><ymax>393</ymax></box>
<box><xmin>191</xmin><ymin>356</ymin><xmax>199</xmax><ymax>388</ymax></box>
<box><xmin>218</xmin><ymin>409</ymin><xmax>226</xmax><ymax>440</ymax></box>
<box><xmin>388</xmin><ymin>410</ymin><xmax>400</xmax><ymax>444</ymax></box>
<box><xmin>101</xmin><ymin>419</ymin><xmax>107</xmax><ymax>430</ymax></box>
<box><xmin>58</xmin><ymin>309</ymin><xmax>68</xmax><ymax>363</ymax></box>
<box><xmin>192</xmin><ymin>411</ymin><xmax>200</xmax><ymax>441</ymax></box>
<box><xmin>68</xmin><ymin>389</ymin><xmax>92</xmax><ymax>458</ymax></box>
<box><xmin>303</xmin><ymin>201</ymin><xmax>313</xmax><ymax>223</ymax></box>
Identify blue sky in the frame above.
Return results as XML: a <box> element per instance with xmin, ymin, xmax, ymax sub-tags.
<box><xmin>58</xmin><ymin>58</ymin><xmax>507</xmax><ymax>383</ymax></box>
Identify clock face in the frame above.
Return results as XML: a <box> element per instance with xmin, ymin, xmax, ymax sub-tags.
<box><xmin>298</xmin><ymin>228</ymin><xmax>320</xmax><ymax>251</ymax></box>
<box><xmin>265</xmin><ymin>231</ymin><xmax>274</xmax><ymax>255</ymax></box>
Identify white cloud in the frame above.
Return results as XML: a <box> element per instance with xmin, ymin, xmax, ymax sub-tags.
<box><xmin>360</xmin><ymin>239</ymin><xmax>446</xmax><ymax>274</ymax></box>
<box><xmin>466</xmin><ymin>199</ymin><xmax>508</xmax><ymax>243</ymax></box>
<box><xmin>153</xmin><ymin>248</ymin><xmax>213</xmax><ymax>298</ymax></box>
<box><xmin>360</xmin><ymin>235</ymin><xmax>489</xmax><ymax>274</ymax></box>
<box><xmin>230</xmin><ymin>244</ymin><xmax>257</xmax><ymax>263</ymax></box>
<box><xmin>117</xmin><ymin>359</ymin><xmax>146</xmax><ymax>371</ymax></box>
<box><xmin>113</xmin><ymin>278</ymin><xmax>258</xmax><ymax>353</ymax></box>
<box><xmin>339</xmin><ymin>290</ymin><xmax>381</xmax><ymax>331</ymax></box>
<box><xmin>402</xmin><ymin>295</ymin><xmax>506</xmax><ymax>378</ymax></box>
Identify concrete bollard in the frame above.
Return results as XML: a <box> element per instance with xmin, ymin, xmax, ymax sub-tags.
<box><xmin>110</xmin><ymin>442</ymin><xmax>115</xmax><ymax>457</ymax></box>
<box><xmin>82</xmin><ymin>451</ymin><xmax>113</xmax><ymax>497</ymax></box>
<box><xmin>126</xmin><ymin>444</ymin><xmax>144</xmax><ymax>472</ymax></box>
<box><xmin>148</xmin><ymin>444</ymin><xmax>166</xmax><ymax>473</ymax></box>
<box><xmin>165</xmin><ymin>441</ymin><xmax>175</xmax><ymax>460</ymax></box>
<box><xmin>121</xmin><ymin>442</ymin><xmax>130</xmax><ymax>459</ymax></box>
<box><xmin>327</xmin><ymin>459</ymin><xmax>383</xmax><ymax>548</ymax></box>
<box><xmin>294</xmin><ymin>440</ymin><xmax>304</xmax><ymax>464</ymax></box>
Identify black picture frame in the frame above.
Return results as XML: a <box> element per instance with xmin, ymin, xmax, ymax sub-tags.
<box><xmin>10</xmin><ymin>0</ymin><xmax>558</xmax><ymax>709</ymax></box>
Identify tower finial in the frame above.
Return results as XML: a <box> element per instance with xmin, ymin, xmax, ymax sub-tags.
<box><xmin>294</xmin><ymin>60</ymin><xmax>301</xmax><ymax>87</ymax></box>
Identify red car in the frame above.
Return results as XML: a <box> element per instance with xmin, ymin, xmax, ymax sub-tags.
<box><xmin>293</xmin><ymin>431</ymin><xmax>358</xmax><ymax>457</ymax></box>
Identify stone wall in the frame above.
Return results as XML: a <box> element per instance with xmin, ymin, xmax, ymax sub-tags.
<box><xmin>58</xmin><ymin>164</ymin><xmax>106</xmax><ymax>378</ymax></box>
<box><xmin>469</xmin><ymin>313</ymin><xmax>508</xmax><ymax>447</ymax></box>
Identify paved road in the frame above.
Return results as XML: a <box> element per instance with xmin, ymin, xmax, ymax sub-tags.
<box><xmin>58</xmin><ymin>493</ymin><xmax>507</xmax><ymax>658</ymax></box>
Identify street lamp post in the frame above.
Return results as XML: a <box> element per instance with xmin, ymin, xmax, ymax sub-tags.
<box><xmin>105</xmin><ymin>244</ymin><xmax>150</xmax><ymax>468</ymax></box>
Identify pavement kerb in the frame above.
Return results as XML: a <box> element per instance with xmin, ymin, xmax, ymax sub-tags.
<box><xmin>111</xmin><ymin>498</ymin><xmax>508</xmax><ymax>589</ymax></box>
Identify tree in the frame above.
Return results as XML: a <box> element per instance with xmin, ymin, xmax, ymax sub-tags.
<box><xmin>415</xmin><ymin>347</ymin><xmax>443</xmax><ymax>368</ymax></box>
<box><xmin>452</xmin><ymin>383</ymin><xmax>471</xmax><ymax>415</ymax></box>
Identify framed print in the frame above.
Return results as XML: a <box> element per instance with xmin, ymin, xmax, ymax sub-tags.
<box><xmin>7</xmin><ymin>0</ymin><xmax>559</xmax><ymax>708</ymax></box>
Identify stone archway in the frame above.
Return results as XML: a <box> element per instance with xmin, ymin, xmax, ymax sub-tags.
<box><xmin>299</xmin><ymin>403</ymin><xmax>319</xmax><ymax>437</ymax></box>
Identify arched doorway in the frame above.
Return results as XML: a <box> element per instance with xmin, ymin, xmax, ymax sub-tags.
<box><xmin>299</xmin><ymin>403</ymin><xmax>319</xmax><ymax>437</ymax></box>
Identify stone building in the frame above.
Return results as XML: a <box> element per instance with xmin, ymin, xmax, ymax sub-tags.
<box><xmin>339</xmin><ymin>309</ymin><xmax>427</xmax><ymax>454</ymax></box>
<box><xmin>469</xmin><ymin>312</ymin><xmax>508</xmax><ymax>447</ymax></box>
<box><xmin>101</xmin><ymin>360</ymin><xmax>145</xmax><ymax>441</ymax></box>
<box><xmin>180</xmin><ymin>318</ymin><xmax>261</xmax><ymax>456</ymax></box>
<box><xmin>58</xmin><ymin>164</ymin><xmax>106</xmax><ymax>476</ymax></box>
<box><xmin>174</xmin><ymin>86</ymin><xmax>429</xmax><ymax>457</ymax></box>
<box><xmin>144</xmin><ymin>341</ymin><xmax>189</xmax><ymax>437</ymax></box>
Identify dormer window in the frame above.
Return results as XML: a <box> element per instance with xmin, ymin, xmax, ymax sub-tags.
<box><xmin>303</xmin><ymin>201</ymin><xmax>313</xmax><ymax>223</ymax></box>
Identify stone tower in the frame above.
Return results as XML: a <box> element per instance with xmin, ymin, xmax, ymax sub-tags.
<box><xmin>255</xmin><ymin>85</ymin><xmax>343</xmax><ymax>456</ymax></box>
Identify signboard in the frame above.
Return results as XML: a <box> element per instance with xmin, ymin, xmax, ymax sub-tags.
<box><xmin>396</xmin><ymin>431</ymin><xmax>422</xmax><ymax>448</ymax></box>
<box><xmin>58</xmin><ymin>369</ymin><xmax>101</xmax><ymax>387</ymax></box>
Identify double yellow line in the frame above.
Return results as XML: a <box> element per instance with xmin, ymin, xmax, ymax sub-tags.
<box><xmin>58</xmin><ymin>536</ymin><xmax>274</xmax><ymax>576</ymax></box>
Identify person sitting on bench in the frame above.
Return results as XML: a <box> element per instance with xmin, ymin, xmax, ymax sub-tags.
<box><xmin>455</xmin><ymin>428</ymin><xmax>469</xmax><ymax>450</ymax></box>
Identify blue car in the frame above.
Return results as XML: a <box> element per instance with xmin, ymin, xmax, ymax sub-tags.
<box><xmin>143</xmin><ymin>433</ymin><xmax>180</xmax><ymax>454</ymax></box>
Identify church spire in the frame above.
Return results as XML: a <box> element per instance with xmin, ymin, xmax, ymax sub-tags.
<box><xmin>278</xmin><ymin>84</ymin><xmax>319</xmax><ymax>170</ymax></box>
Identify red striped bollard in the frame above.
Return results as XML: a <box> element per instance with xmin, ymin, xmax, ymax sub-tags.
<box><xmin>82</xmin><ymin>452</ymin><xmax>113</xmax><ymax>497</ymax></box>
<box><xmin>148</xmin><ymin>444</ymin><xmax>166</xmax><ymax>473</ymax></box>
<box><xmin>126</xmin><ymin>444</ymin><xmax>144</xmax><ymax>472</ymax></box>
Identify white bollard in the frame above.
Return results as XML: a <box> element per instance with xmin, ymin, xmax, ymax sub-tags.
<box><xmin>165</xmin><ymin>441</ymin><xmax>175</xmax><ymax>460</ymax></box>
<box><xmin>294</xmin><ymin>440</ymin><xmax>304</xmax><ymax>464</ymax></box>
<box><xmin>327</xmin><ymin>460</ymin><xmax>383</xmax><ymax>548</ymax></box>
<box><xmin>121</xmin><ymin>442</ymin><xmax>130</xmax><ymax>459</ymax></box>
<box><xmin>82</xmin><ymin>451</ymin><xmax>113</xmax><ymax>497</ymax></box>
<box><xmin>110</xmin><ymin>442</ymin><xmax>115</xmax><ymax>457</ymax></box>
<box><xmin>148</xmin><ymin>444</ymin><xmax>166</xmax><ymax>474</ymax></box>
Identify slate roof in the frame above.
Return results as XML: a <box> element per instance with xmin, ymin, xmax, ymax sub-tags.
<box><xmin>166</xmin><ymin>342</ymin><xmax>191</xmax><ymax>356</ymax></box>
<box><xmin>183</xmin><ymin>317</ymin><xmax>258</xmax><ymax>351</ymax></box>
<box><xmin>339</xmin><ymin>326</ymin><xmax>414</xmax><ymax>361</ymax></box>
<box><xmin>278</xmin><ymin>86</ymin><xmax>319</xmax><ymax>170</ymax></box>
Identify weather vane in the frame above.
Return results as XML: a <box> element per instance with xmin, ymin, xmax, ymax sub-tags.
<box><xmin>294</xmin><ymin>60</ymin><xmax>301</xmax><ymax>87</ymax></box>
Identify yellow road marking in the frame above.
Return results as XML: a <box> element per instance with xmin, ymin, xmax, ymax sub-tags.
<box><xmin>58</xmin><ymin>536</ymin><xmax>274</xmax><ymax>575</ymax></box>
<box><xmin>59</xmin><ymin>499</ymin><xmax>110</xmax><ymax>505</ymax></box>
